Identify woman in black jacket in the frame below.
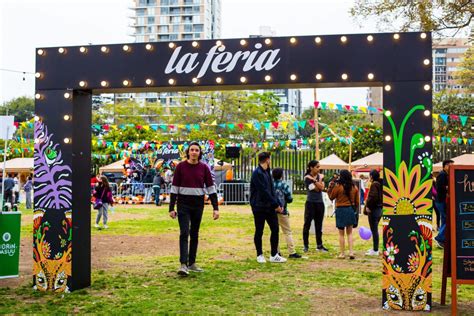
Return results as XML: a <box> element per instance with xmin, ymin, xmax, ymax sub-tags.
<box><xmin>364</xmin><ymin>170</ymin><xmax>383</xmax><ymax>256</ymax></box>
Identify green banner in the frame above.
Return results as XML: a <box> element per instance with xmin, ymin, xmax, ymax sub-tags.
<box><xmin>0</xmin><ymin>212</ymin><xmax>21</xmax><ymax>279</ymax></box>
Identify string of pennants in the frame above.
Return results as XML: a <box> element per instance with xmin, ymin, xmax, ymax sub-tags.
<box><xmin>434</xmin><ymin>136</ymin><xmax>474</xmax><ymax>145</ymax></box>
<box><xmin>0</xmin><ymin>133</ymin><xmax>364</xmax><ymax>158</ymax></box>
<box><xmin>314</xmin><ymin>101</ymin><xmax>474</xmax><ymax>126</ymax></box>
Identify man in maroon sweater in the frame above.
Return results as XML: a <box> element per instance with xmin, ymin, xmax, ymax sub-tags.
<box><xmin>169</xmin><ymin>142</ymin><xmax>219</xmax><ymax>276</ymax></box>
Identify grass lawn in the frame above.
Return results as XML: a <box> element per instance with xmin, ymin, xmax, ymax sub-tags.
<box><xmin>1</xmin><ymin>195</ymin><xmax>473</xmax><ymax>314</ymax></box>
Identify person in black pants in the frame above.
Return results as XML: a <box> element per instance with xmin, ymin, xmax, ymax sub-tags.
<box><xmin>169</xmin><ymin>142</ymin><xmax>220</xmax><ymax>276</ymax></box>
<box><xmin>250</xmin><ymin>152</ymin><xmax>286</xmax><ymax>263</ymax></box>
<box><xmin>302</xmin><ymin>160</ymin><xmax>329</xmax><ymax>252</ymax></box>
<box><xmin>364</xmin><ymin>169</ymin><xmax>383</xmax><ymax>256</ymax></box>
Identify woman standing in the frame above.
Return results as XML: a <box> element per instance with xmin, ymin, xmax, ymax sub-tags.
<box><xmin>94</xmin><ymin>176</ymin><xmax>114</xmax><ymax>229</ymax></box>
<box><xmin>364</xmin><ymin>170</ymin><xmax>383</xmax><ymax>256</ymax></box>
<box><xmin>328</xmin><ymin>170</ymin><xmax>359</xmax><ymax>259</ymax></box>
<box><xmin>302</xmin><ymin>160</ymin><xmax>329</xmax><ymax>253</ymax></box>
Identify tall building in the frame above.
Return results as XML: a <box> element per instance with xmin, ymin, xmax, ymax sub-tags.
<box><xmin>250</xmin><ymin>26</ymin><xmax>303</xmax><ymax>117</ymax></box>
<box><xmin>366</xmin><ymin>87</ymin><xmax>382</xmax><ymax>108</ymax></box>
<box><xmin>432</xmin><ymin>38</ymin><xmax>470</xmax><ymax>93</ymax></box>
<box><xmin>130</xmin><ymin>0</ymin><xmax>221</xmax><ymax>42</ymax></box>
<box><xmin>118</xmin><ymin>0</ymin><xmax>222</xmax><ymax>106</ymax></box>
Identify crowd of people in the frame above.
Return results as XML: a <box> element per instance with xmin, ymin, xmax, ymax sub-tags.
<box><xmin>1</xmin><ymin>173</ymin><xmax>32</xmax><ymax>211</ymax></box>
<box><xmin>165</xmin><ymin>147</ymin><xmax>388</xmax><ymax>276</ymax></box>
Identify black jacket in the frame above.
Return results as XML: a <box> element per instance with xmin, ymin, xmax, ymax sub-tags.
<box><xmin>250</xmin><ymin>165</ymin><xmax>279</xmax><ymax>212</ymax></box>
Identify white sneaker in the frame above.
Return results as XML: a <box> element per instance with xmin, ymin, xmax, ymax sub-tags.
<box><xmin>269</xmin><ymin>254</ymin><xmax>287</xmax><ymax>263</ymax></box>
<box><xmin>256</xmin><ymin>255</ymin><xmax>266</xmax><ymax>263</ymax></box>
<box><xmin>94</xmin><ymin>224</ymin><xmax>100</xmax><ymax>228</ymax></box>
<box><xmin>365</xmin><ymin>249</ymin><xmax>379</xmax><ymax>256</ymax></box>
<box><xmin>103</xmin><ymin>225</ymin><xmax>108</xmax><ymax>229</ymax></box>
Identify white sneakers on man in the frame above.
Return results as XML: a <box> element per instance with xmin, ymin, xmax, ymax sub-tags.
<box><xmin>365</xmin><ymin>249</ymin><xmax>379</xmax><ymax>256</ymax></box>
<box><xmin>269</xmin><ymin>254</ymin><xmax>287</xmax><ymax>263</ymax></box>
<box><xmin>256</xmin><ymin>255</ymin><xmax>266</xmax><ymax>263</ymax></box>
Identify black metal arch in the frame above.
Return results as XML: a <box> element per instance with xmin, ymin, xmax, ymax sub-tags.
<box><xmin>34</xmin><ymin>32</ymin><xmax>432</xmax><ymax>311</ymax></box>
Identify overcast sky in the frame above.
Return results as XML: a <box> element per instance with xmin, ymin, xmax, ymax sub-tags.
<box><xmin>0</xmin><ymin>0</ymin><xmax>379</xmax><ymax>107</ymax></box>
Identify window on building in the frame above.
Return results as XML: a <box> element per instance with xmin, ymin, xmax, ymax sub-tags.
<box><xmin>161</xmin><ymin>0</ymin><xmax>169</xmax><ymax>4</ymax></box>
<box><xmin>182</xmin><ymin>34</ymin><xmax>193</xmax><ymax>40</ymax></box>
<box><xmin>170</xmin><ymin>0</ymin><xmax>179</xmax><ymax>5</ymax></box>
<box><xmin>193</xmin><ymin>15</ymin><xmax>201</xmax><ymax>23</ymax></box>
<box><xmin>137</xmin><ymin>17</ymin><xmax>145</xmax><ymax>25</ymax></box>
<box><xmin>158</xmin><ymin>25</ymin><xmax>169</xmax><ymax>33</ymax></box>
<box><xmin>159</xmin><ymin>35</ymin><xmax>170</xmax><ymax>40</ymax></box>
<box><xmin>171</xmin><ymin>16</ymin><xmax>180</xmax><ymax>23</ymax></box>
<box><xmin>136</xmin><ymin>35</ymin><xmax>146</xmax><ymax>42</ymax></box>
<box><xmin>136</xmin><ymin>27</ymin><xmax>145</xmax><ymax>34</ymax></box>
<box><xmin>148</xmin><ymin>16</ymin><xmax>155</xmax><ymax>24</ymax></box>
<box><xmin>193</xmin><ymin>5</ymin><xmax>200</xmax><ymax>13</ymax></box>
<box><xmin>435</xmin><ymin>57</ymin><xmax>446</xmax><ymax>65</ymax></box>
<box><xmin>148</xmin><ymin>7</ymin><xmax>155</xmax><ymax>15</ymax></box>
<box><xmin>184</xmin><ymin>24</ymin><xmax>193</xmax><ymax>32</ymax></box>
<box><xmin>136</xmin><ymin>8</ymin><xmax>146</xmax><ymax>16</ymax></box>
<box><xmin>161</xmin><ymin>7</ymin><xmax>169</xmax><ymax>14</ymax></box>
<box><xmin>434</xmin><ymin>48</ymin><xmax>447</xmax><ymax>54</ymax></box>
<box><xmin>183</xmin><ymin>16</ymin><xmax>193</xmax><ymax>23</ymax></box>
<box><xmin>147</xmin><ymin>26</ymin><xmax>153</xmax><ymax>33</ymax></box>
<box><xmin>194</xmin><ymin>33</ymin><xmax>201</xmax><ymax>39</ymax></box>
<box><xmin>170</xmin><ymin>34</ymin><xmax>178</xmax><ymax>40</ymax></box>
<box><xmin>170</xmin><ymin>7</ymin><xmax>181</xmax><ymax>15</ymax></box>
<box><xmin>172</xmin><ymin>25</ymin><xmax>180</xmax><ymax>32</ymax></box>
<box><xmin>448</xmin><ymin>47</ymin><xmax>467</xmax><ymax>54</ymax></box>
<box><xmin>193</xmin><ymin>24</ymin><xmax>203</xmax><ymax>32</ymax></box>
<box><xmin>160</xmin><ymin>16</ymin><xmax>168</xmax><ymax>24</ymax></box>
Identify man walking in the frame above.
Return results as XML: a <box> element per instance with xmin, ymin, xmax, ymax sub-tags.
<box><xmin>250</xmin><ymin>152</ymin><xmax>286</xmax><ymax>263</ymax></box>
<box><xmin>169</xmin><ymin>142</ymin><xmax>219</xmax><ymax>276</ymax></box>
<box><xmin>434</xmin><ymin>159</ymin><xmax>454</xmax><ymax>248</ymax></box>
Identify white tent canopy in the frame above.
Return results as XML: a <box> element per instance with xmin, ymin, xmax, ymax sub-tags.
<box><xmin>0</xmin><ymin>158</ymin><xmax>34</xmax><ymax>173</ymax></box>
<box><xmin>319</xmin><ymin>154</ymin><xmax>348</xmax><ymax>170</ymax></box>
<box><xmin>351</xmin><ymin>152</ymin><xmax>383</xmax><ymax>169</ymax></box>
<box><xmin>99</xmin><ymin>159</ymin><xmax>126</xmax><ymax>173</ymax></box>
<box><xmin>433</xmin><ymin>154</ymin><xmax>474</xmax><ymax>172</ymax></box>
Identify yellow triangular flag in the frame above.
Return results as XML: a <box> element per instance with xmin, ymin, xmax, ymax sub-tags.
<box><xmin>281</xmin><ymin>122</ymin><xmax>289</xmax><ymax>130</ymax></box>
<box><xmin>246</xmin><ymin>123</ymin><xmax>253</xmax><ymax>129</ymax></box>
<box><xmin>360</xmin><ymin>107</ymin><xmax>367</xmax><ymax>113</ymax></box>
<box><xmin>178</xmin><ymin>144</ymin><xmax>184</xmax><ymax>151</ymax></box>
<box><xmin>211</xmin><ymin>120</ymin><xmax>217</xmax><ymax>126</ymax></box>
<box><xmin>143</xmin><ymin>126</ymin><xmax>150</xmax><ymax>131</ymax></box>
<box><xmin>433</xmin><ymin>114</ymin><xmax>439</xmax><ymax>120</ymax></box>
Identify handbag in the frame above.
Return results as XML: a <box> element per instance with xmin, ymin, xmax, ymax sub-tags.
<box><xmin>93</xmin><ymin>188</ymin><xmax>106</xmax><ymax>210</ymax></box>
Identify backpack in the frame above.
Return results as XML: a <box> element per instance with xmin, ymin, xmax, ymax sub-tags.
<box><xmin>275</xmin><ymin>187</ymin><xmax>286</xmax><ymax>208</ymax></box>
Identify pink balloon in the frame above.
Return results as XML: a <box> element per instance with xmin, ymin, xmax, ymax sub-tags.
<box><xmin>359</xmin><ymin>226</ymin><xmax>372</xmax><ymax>240</ymax></box>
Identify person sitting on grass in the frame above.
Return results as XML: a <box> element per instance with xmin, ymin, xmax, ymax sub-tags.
<box><xmin>272</xmin><ymin>168</ymin><xmax>302</xmax><ymax>259</ymax></box>
<box><xmin>328</xmin><ymin>170</ymin><xmax>359</xmax><ymax>260</ymax></box>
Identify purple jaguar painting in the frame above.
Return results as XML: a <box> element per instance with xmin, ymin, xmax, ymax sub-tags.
<box><xmin>33</xmin><ymin>120</ymin><xmax>73</xmax><ymax>292</ymax></box>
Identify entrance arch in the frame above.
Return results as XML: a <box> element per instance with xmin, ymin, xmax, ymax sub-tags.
<box><xmin>34</xmin><ymin>32</ymin><xmax>433</xmax><ymax>310</ymax></box>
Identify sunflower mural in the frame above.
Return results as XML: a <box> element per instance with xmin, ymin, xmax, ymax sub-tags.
<box><xmin>382</xmin><ymin>104</ymin><xmax>433</xmax><ymax>311</ymax></box>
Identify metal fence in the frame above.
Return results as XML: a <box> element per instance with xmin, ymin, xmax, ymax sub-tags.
<box><xmin>233</xmin><ymin>149</ymin><xmax>330</xmax><ymax>192</ymax></box>
<box><xmin>217</xmin><ymin>180</ymin><xmax>293</xmax><ymax>205</ymax></box>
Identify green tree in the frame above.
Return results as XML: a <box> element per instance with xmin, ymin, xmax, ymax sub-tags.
<box><xmin>0</xmin><ymin>97</ymin><xmax>34</xmax><ymax>122</ymax></box>
<box><xmin>350</xmin><ymin>0</ymin><xmax>473</xmax><ymax>34</ymax></box>
<box><xmin>453</xmin><ymin>47</ymin><xmax>474</xmax><ymax>94</ymax></box>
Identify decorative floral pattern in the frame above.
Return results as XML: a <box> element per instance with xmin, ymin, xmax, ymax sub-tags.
<box><xmin>383</xmin><ymin>104</ymin><xmax>432</xmax><ymax>310</ymax></box>
<box><xmin>383</xmin><ymin>162</ymin><xmax>432</xmax><ymax>215</ymax></box>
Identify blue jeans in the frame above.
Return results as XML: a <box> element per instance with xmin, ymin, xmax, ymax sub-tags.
<box><xmin>153</xmin><ymin>186</ymin><xmax>161</xmax><ymax>205</ymax></box>
<box><xmin>435</xmin><ymin>201</ymin><xmax>447</xmax><ymax>243</ymax></box>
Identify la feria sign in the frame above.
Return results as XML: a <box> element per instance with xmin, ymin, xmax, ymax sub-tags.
<box><xmin>165</xmin><ymin>43</ymin><xmax>281</xmax><ymax>78</ymax></box>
